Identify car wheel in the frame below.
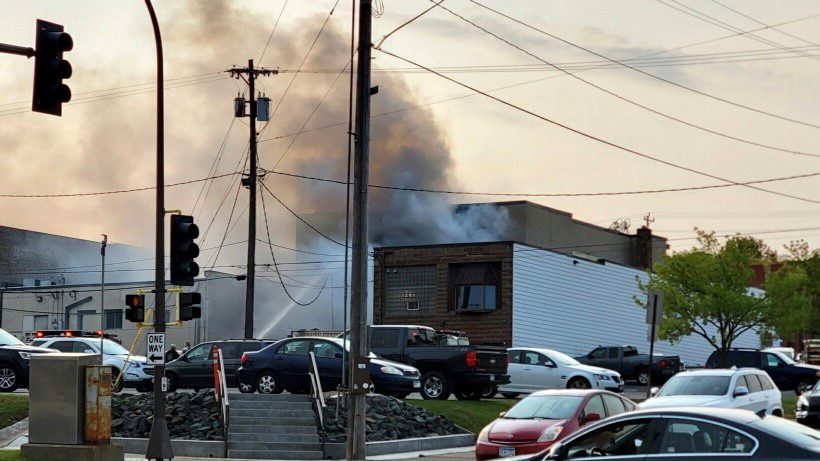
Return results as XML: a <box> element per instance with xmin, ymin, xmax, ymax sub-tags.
<box><xmin>256</xmin><ymin>371</ymin><xmax>283</xmax><ymax>395</ymax></box>
<box><xmin>165</xmin><ymin>372</ymin><xmax>179</xmax><ymax>393</ymax></box>
<box><xmin>0</xmin><ymin>364</ymin><xmax>19</xmax><ymax>393</ymax></box>
<box><xmin>501</xmin><ymin>392</ymin><xmax>520</xmax><ymax>399</ymax></box>
<box><xmin>238</xmin><ymin>381</ymin><xmax>255</xmax><ymax>393</ymax></box>
<box><xmin>567</xmin><ymin>377</ymin><xmax>591</xmax><ymax>389</ymax></box>
<box><xmin>420</xmin><ymin>371</ymin><xmax>450</xmax><ymax>400</ymax></box>
<box><xmin>636</xmin><ymin>369</ymin><xmax>650</xmax><ymax>386</ymax></box>
<box><xmin>771</xmin><ymin>408</ymin><xmax>783</xmax><ymax>417</ymax></box>
<box><xmin>483</xmin><ymin>385</ymin><xmax>498</xmax><ymax>399</ymax></box>
<box><xmin>796</xmin><ymin>381</ymin><xmax>813</xmax><ymax>395</ymax></box>
<box><xmin>455</xmin><ymin>389</ymin><xmax>484</xmax><ymax>400</ymax></box>
<box><xmin>111</xmin><ymin>368</ymin><xmax>124</xmax><ymax>393</ymax></box>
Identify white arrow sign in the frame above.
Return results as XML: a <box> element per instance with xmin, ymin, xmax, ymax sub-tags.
<box><xmin>146</xmin><ymin>333</ymin><xmax>166</xmax><ymax>365</ymax></box>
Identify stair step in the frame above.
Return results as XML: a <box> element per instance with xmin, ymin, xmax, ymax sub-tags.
<box><xmin>229</xmin><ymin>416</ymin><xmax>316</xmax><ymax>426</ymax></box>
<box><xmin>228</xmin><ymin>433</ymin><xmax>320</xmax><ymax>443</ymax></box>
<box><xmin>231</xmin><ymin>400</ymin><xmax>313</xmax><ymax>410</ymax></box>
<box><xmin>231</xmin><ymin>408</ymin><xmax>315</xmax><ymax>418</ymax></box>
<box><xmin>229</xmin><ymin>424</ymin><xmax>317</xmax><ymax>435</ymax></box>
<box><xmin>227</xmin><ymin>449</ymin><xmax>324</xmax><ymax>460</ymax></box>
<box><xmin>227</xmin><ymin>441</ymin><xmax>321</xmax><ymax>451</ymax></box>
<box><xmin>230</xmin><ymin>393</ymin><xmax>312</xmax><ymax>402</ymax></box>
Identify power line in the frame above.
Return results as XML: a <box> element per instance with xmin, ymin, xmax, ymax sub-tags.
<box><xmin>258</xmin><ymin>0</ymin><xmax>290</xmax><ymax>67</ymax></box>
<box><xmin>375</xmin><ymin>47</ymin><xmax>820</xmax><ymax>205</ymax></box>
<box><xmin>0</xmin><ymin>173</ymin><xmax>237</xmax><ymax>198</ymax></box>
<box><xmin>468</xmin><ymin>0</ymin><xmax>820</xmax><ymax>129</ymax></box>
<box><xmin>710</xmin><ymin>0</ymin><xmax>820</xmax><ymax>48</ymax></box>
<box><xmin>258</xmin><ymin>181</ymin><xmax>347</xmax><ymax>247</ymax></box>
<box><xmin>268</xmin><ymin>169</ymin><xmax>820</xmax><ymax>197</ymax></box>
<box><xmin>373</xmin><ymin>0</ymin><xmax>444</xmax><ymax>49</ymax></box>
<box><xmin>192</xmin><ymin>117</ymin><xmax>237</xmax><ymax>217</ymax></box>
<box><xmin>431</xmin><ymin>1</ymin><xmax>820</xmax><ymax>158</ymax></box>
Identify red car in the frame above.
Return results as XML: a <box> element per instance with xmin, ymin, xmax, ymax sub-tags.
<box><xmin>475</xmin><ymin>389</ymin><xmax>636</xmax><ymax>460</ymax></box>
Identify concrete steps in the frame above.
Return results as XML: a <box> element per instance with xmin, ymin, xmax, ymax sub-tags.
<box><xmin>227</xmin><ymin>393</ymin><xmax>322</xmax><ymax>460</ymax></box>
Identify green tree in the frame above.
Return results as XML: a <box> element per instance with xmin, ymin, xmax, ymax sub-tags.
<box><xmin>639</xmin><ymin>231</ymin><xmax>773</xmax><ymax>358</ymax></box>
<box><xmin>765</xmin><ymin>241</ymin><xmax>819</xmax><ymax>339</ymax></box>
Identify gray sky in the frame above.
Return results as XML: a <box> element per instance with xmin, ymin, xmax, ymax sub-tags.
<box><xmin>1</xmin><ymin>0</ymin><xmax>818</xmax><ymax>263</ymax></box>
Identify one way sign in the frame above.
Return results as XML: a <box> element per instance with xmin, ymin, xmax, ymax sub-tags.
<box><xmin>146</xmin><ymin>333</ymin><xmax>166</xmax><ymax>365</ymax></box>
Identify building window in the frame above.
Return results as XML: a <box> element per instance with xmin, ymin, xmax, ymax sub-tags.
<box><xmin>448</xmin><ymin>262</ymin><xmax>501</xmax><ymax>312</ymax></box>
<box><xmin>384</xmin><ymin>265</ymin><xmax>436</xmax><ymax>316</ymax></box>
<box><xmin>104</xmin><ymin>310</ymin><xmax>123</xmax><ymax>329</ymax></box>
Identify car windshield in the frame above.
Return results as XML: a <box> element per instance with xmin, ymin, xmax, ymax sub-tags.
<box><xmin>0</xmin><ymin>330</ymin><xmax>24</xmax><ymax>346</ymax></box>
<box><xmin>504</xmin><ymin>395</ymin><xmax>583</xmax><ymax>420</ymax></box>
<box><xmin>754</xmin><ymin>416</ymin><xmax>820</xmax><ymax>450</ymax></box>
<box><xmin>101</xmin><ymin>340</ymin><xmax>130</xmax><ymax>355</ymax></box>
<box><xmin>657</xmin><ymin>375</ymin><xmax>731</xmax><ymax>396</ymax></box>
<box><xmin>773</xmin><ymin>351</ymin><xmax>796</xmax><ymax>365</ymax></box>
<box><xmin>331</xmin><ymin>339</ymin><xmax>379</xmax><ymax>359</ymax></box>
<box><xmin>547</xmin><ymin>350</ymin><xmax>580</xmax><ymax>366</ymax></box>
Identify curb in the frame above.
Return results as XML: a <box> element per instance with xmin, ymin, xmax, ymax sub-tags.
<box><xmin>0</xmin><ymin>418</ymin><xmax>28</xmax><ymax>448</ymax></box>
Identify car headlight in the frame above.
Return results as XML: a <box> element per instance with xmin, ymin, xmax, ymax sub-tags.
<box><xmin>18</xmin><ymin>352</ymin><xmax>31</xmax><ymax>360</ymax></box>
<box><xmin>478</xmin><ymin>424</ymin><xmax>491</xmax><ymax>442</ymax></box>
<box><xmin>537</xmin><ymin>426</ymin><xmax>564</xmax><ymax>443</ymax></box>
<box><xmin>796</xmin><ymin>396</ymin><xmax>808</xmax><ymax>411</ymax></box>
<box><xmin>380</xmin><ymin>366</ymin><xmax>403</xmax><ymax>376</ymax></box>
<box><xmin>594</xmin><ymin>374</ymin><xmax>611</xmax><ymax>381</ymax></box>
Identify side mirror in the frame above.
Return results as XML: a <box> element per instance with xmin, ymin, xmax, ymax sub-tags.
<box><xmin>650</xmin><ymin>387</ymin><xmax>660</xmax><ymax>397</ymax></box>
<box><xmin>583</xmin><ymin>412</ymin><xmax>601</xmax><ymax>424</ymax></box>
<box><xmin>733</xmin><ymin>386</ymin><xmax>749</xmax><ymax>398</ymax></box>
<box><xmin>499</xmin><ymin>411</ymin><xmax>506</xmax><ymax>418</ymax></box>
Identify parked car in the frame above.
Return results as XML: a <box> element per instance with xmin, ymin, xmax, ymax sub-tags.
<box><xmin>764</xmin><ymin>346</ymin><xmax>796</xmax><ymax>360</ymax></box>
<box><xmin>638</xmin><ymin>368</ymin><xmax>783</xmax><ymax>417</ymax></box>
<box><xmin>705</xmin><ymin>348</ymin><xmax>820</xmax><ymax>394</ymax></box>
<box><xmin>237</xmin><ymin>337</ymin><xmax>421</xmax><ymax>398</ymax></box>
<box><xmin>476</xmin><ymin>389</ymin><xmax>636</xmax><ymax>460</ymax></box>
<box><xmin>0</xmin><ymin>328</ymin><xmax>56</xmax><ymax>392</ymax></box>
<box><xmin>366</xmin><ymin>325</ymin><xmax>510</xmax><ymax>400</ymax></box>
<box><xmin>161</xmin><ymin>339</ymin><xmax>274</xmax><ymax>392</ymax></box>
<box><xmin>499</xmin><ymin>348</ymin><xmax>623</xmax><ymax>399</ymax></box>
<box><xmin>505</xmin><ymin>408</ymin><xmax>820</xmax><ymax>460</ymax></box>
<box><xmin>575</xmin><ymin>345</ymin><xmax>681</xmax><ymax>385</ymax></box>
<box><xmin>796</xmin><ymin>379</ymin><xmax>820</xmax><ymax>429</ymax></box>
<box><xmin>29</xmin><ymin>332</ymin><xmax>151</xmax><ymax>392</ymax></box>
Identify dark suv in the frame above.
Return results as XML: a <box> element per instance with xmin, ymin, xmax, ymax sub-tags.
<box><xmin>706</xmin><ymin>348</ymin><xmax>820</xmax><ymax>394</ymax></box>
<box><xmin>162</xmin><ymin>339</ymin><xmax>274</xmax><ymax>392</ymax></box>
<box><xmin>0</xmin><ymin>328</ymin><xmax>57</xmax><ymax>392</ymax></box>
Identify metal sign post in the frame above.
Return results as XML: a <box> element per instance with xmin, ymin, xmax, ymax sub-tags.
<box><xmin>645</xmin><ymin>290</ymin><xmax>663</xmax><ymax>399</ymax></box>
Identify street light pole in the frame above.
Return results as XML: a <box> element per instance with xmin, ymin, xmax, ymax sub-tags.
<box><xmin>100</xmin><ymin>234</ymin><xmax>107</xmax><ymax>365</ymax></box>
<box><xmin>143</xmin><ymin>1</ymin><xmax>173</xmax><ymax>459</ymax></box>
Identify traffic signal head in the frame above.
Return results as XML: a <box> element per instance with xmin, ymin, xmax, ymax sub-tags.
<box><xmin>178</xmin><ymin>292</ymin><xmax>202</xmax><ymax>321</ymax></box>
<box><xmin>32</xmin><ymin>19</ymin><xmax>72</xmax><ymax>116</ymax></box>
<box><xmin>125</xmin><ymin>294</ymin><xmax>145</xmax><ymax>323</ymax></box>
<box><xmin>170</xmin><ymin>214</ymin><xmax>200</xmax><ymax>286</ymax></box>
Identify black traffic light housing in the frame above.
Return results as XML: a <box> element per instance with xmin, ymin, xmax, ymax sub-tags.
<box><xmin>170</xmin><ymin>214</ymin><xmax>200</xmax><ymax>286</ymax></box>
<box><xmin>125</xmin><ymin>294</ymin><xmax>145</xmax><ymax>323</ymax></box>
<box><xmin>32</xmin><ymin>19</ymin><xmax>72</xmax><ymax>116</ymax></box>
<box><xmin>179</xmin><ymin>292</ymin><xmax>202</xmax><ymax>321</ymax></box>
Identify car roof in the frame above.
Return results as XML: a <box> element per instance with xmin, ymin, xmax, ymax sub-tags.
<box><xmin>509</xmin><ymin>347</ymin><xmax>562</xmax><ymax>355</ymax></box>
<box><xmin>374</xmin><ymin>325</ymin><xmax>432</xmax><ymax>330</ymax></box>
<box><xmin>529</xmin><ymin>389</ymin><xmax>611</xmax><ymax>398</ymax></box>
<box><xmin>617</xmin><ymin>407</ymin><xmax>762</xmax><ymax>424</ymax></box>
<box><xmin>675</xmin><ymin>368</ymin><xmax>761</xmax><ymax>377</ymax></box>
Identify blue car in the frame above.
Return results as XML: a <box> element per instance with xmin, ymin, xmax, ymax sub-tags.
<box><xmin>237</xmin><ymin>337</ymin><xmax>421</xmax><ymax>398</ymax></box>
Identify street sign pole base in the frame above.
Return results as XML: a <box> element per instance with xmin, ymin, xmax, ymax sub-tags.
<box><xmin>145</xmin><ymin>417</ymin><xmax>173</xmax><ymax>460</ymax></box>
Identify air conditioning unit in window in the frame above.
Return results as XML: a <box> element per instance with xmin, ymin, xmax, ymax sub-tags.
<box><xmin>406</xmin><ymin>301</ymin><xmax>419</xmax><ymax>311</ymax></box>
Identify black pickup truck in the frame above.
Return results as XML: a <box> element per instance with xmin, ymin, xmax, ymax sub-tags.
<box><xmin>575</xmin><ymin>345</ymin><xmax>682</xmax><ymax>385</ymax></box>
<box><xmin>368</xmin><ymin>325</ymin><xmax>510</xmax><ymax>400</ymax></box>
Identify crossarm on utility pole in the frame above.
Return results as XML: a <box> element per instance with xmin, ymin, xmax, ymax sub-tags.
<box><xmin>0</xmin><ymin>43</ymin><xmax>35</xmax><ymax>58</ymax></box>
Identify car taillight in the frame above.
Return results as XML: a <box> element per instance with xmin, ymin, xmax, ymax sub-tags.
<box><xmin>241</xmin><ymin>353</ymin><xmax>248</xmax><ymax>364</ymax></box>
<box><xmin>659</xmin><ymin>359</ymin><xmax>667</xmax><ymax>369</ymax></box>
<box><xmin>466</xmin><ymin>351</ymin><xmax>477</xmax><ymax>367</ymax></box>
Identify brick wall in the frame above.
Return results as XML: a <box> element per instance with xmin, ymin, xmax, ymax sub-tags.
<box><xmin>373</xmin><ymin>242</ymin><xmax>514</xmax><ymax>346</ymax></box>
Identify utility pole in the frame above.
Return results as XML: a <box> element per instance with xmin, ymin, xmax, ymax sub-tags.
<box><xmin>347</xmin><ymin>1</ymin><xmax>373</xmax><ymax>459</ymax></box>
<box><xmin>100</xmin><ymin>234</ymin><xmax>107</xmax><ymax>364</ymax></box>
<box><xmin>143</xmin><ymin>1</ymin><xmax>173</xmax><ymax>459</ymax></box>
<box><xmin>227</xmin><ymin>61</ymin><xmax>277</xmax><ymax>339</ymax></box>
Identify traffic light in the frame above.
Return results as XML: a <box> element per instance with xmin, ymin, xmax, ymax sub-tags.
<box><xmin>178</xmin><ymin>292</ymin><xmax>202</xmax><ymax>321</ymax></box>
<box><xmin>170</xmin><ymin>214</ymin><xmax>200</xmax><ymax>286</ymax></box>
<box><xmin>125</xmin><ymin>294</ymin><xmax>145</xmax><ymax>323</ymax></box>
<box><xmin>32</xmin><ymin>19</ymin><xmax>72</xmax><ymax>116</ymax></box>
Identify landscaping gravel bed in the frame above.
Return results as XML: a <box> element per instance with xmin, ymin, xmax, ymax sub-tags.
<box><xmin>111</xmin><ymin>390</ymin><xmax>222</xmax><ymax>440</ymax></box>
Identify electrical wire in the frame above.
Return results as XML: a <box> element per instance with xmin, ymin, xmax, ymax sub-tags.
<box><xmin>259</xmin><ymin>182</ymin><xmax>327</xmax><ymax>306</ymax></box>
<box><xmin>373</xmin><ymin>1</ymin><xmax>444</xmax><ymax>49</ymax></box>
<box><xmin>0</xmin><ymin>173</ymin><xmax>237</xmax><ymax>198</ymax></box>
<box><xmin>710</xmin><ymin>0</ymin><xmax>819</xmax><ymax>49</ymax></box>
<box><xmin>258</xmin><ymin>181</ymin><xmax>347</xmax><ymax>247</ymax></box>
<box><xmin>192</xmin><ymin>117</ymin><xmax>237</xmax><ymax>217</ymax></box>
<box><xmin>468</xmin><ymin>0</ymin><xmax>820</xmax><ymax>129</ymax></box>
<box><xmin>258</xmin><ymin>0</ymin><xmax>290</xmax><ymax>67</ymax></box>
<box><xmin>375</xmin><ymin>47</ymin><xmax>820</xmax><ymax>205</ymax></box>
<box><xmin>430</xmin><ymin>1</ymin><xmax>819</xmax><ymax>158</ymax></box>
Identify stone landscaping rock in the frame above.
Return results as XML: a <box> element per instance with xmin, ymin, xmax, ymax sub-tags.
<box><xmin>322</xmin><ymin>394</ymin><xmax>465</xmax><ymax>442</ymax></box>
<box><xmin>111</xmin><ymin>390</ymin><xmax>223</xmax><ymax>440</ymax></box>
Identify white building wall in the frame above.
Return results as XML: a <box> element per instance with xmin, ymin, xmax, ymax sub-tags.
<box><xmin>511</xmin><ymin>243</ymin><xmax>760</xmax><ymax>367</ymax></box>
